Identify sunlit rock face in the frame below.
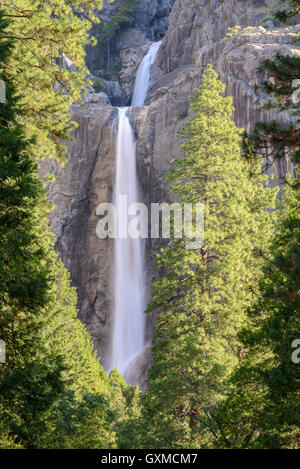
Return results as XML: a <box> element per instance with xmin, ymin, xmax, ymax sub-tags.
<box><xmin>42</xmin><ymin>0</ymin><xmax>298</xmax><ymax>387</ymax></box>
<box><xmin>156</xmin><ymin>0</ymin><xmax>280</xmax><ymax>72</ymax></box>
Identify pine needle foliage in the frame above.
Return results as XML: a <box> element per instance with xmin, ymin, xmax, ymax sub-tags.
<box><xmin>138</xmin><ymin>65</ymin><xmax>278</xmax><ymax>449</ymax></box>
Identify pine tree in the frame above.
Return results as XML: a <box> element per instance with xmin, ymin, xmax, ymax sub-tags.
<box><xmin>244</xmin><ymin>53</ymin><xmax>300</xmax><ymax>174</ymax></box>
<box><xmin>109</xmin><ymin>369</ymin><xmax>142</xmax><ymax>449</ymax></box>
<box><xmin>27</xmin><ymin>260</ymin><xmax>117</xmax><ymax>449</ymax></box>
<box><xmin>3</xmin><ymin>0</ymin><xmax>104</xmax><ymax>164</ymax></box>
<box><xmin>0</xmin><ymin>11</ymin><xmax>116</xmax><ymax>448</ymax></box>
<box><xmin>215</xmin><ymin>170</ymin><xmax>300</xmax><ymax>449</ymax></box>
<box><xmin>242</xmin><ymin>2</ymin><xmax>300</xmax><ymax>174</ymax></box>
<box><xmin>0</xmin><ymin>12</ymin><xmax>63</xmax><ymax>445</ymax></box>
<box><xmin>211</xmin><ymin>5</ymin><xmax>300</xmax><ymax>445</ymax></box>
<box><xmin>139</xmin><ymin>65</ymin><xmax>278</xmax><ymax>449</ymax></box>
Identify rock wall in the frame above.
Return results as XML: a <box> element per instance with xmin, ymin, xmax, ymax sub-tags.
<box><xmin>43</xmin><ymin>0</ymin><xmax>298</xmax><ymax>387</ymax></box>
<box><xmin>86</xmin><ymin>0</ymin><xmax>175</xmax><ymax>77</ymax></box>
<box><xmin>134</xmin><ymin>0</ymin><xmax>176</xmax><ymax>40</ymax></box>
<box><xmin>99</xmin><ymin>0</ymin><xmax>175</xmax><ymax>41</ymax></box>
<box><xmin>157</xmin><ymin>0</ymin><xmax>280</xmax><ymax>72</ymax></box>
<box><xmin>117</xmin><ymin>28</ymin><xmax>151</xmax><ymax>104</ymax></box>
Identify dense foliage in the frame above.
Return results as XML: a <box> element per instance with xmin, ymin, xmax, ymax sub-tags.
<box><xmin>215</xmin><ymin>172</ymin><xmax>300</xmax><ymax>448</ymax></box>
<box><xmin>0</xmin><ymin>9</ymin><xmax>123</xmax><ymax>448</ymax></box>
<box><xmin>134</xmin><ymin>66</ymin><xmax>278</xmax><ymax>449</ymax></box>
<box><xmin>0</xmin><ymin>0</ymin><xmax>299</xmax><ymax>451</ymax></box>
<box><xmin>2</xmin><ymin>0</ymin><xmax>104</xmax><ymax>164</ymax></box>
<box><xmin>215</xmin><ymin>7</ymin><xmax>300</xmax><ymax>447</ymax></box>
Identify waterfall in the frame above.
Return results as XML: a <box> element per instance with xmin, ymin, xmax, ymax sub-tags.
<box><xmin>111</xmin><ymin>41</ymin><xmax>161</xmax><ymax>382</ymax></box>
<box><xmin>131</xmin><ymin>41</ymin><xmax>162</xmax><ymax>107</ymax></box>
<box><xmin>111</xmin><ymin>107</ymin><xmax>146</xmax><ymax>378</ymax></box>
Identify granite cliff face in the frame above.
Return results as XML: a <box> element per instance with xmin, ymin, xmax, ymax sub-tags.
<box><xmin>99</xmin><ymin>0</ymin><xmax>175</xmax><ymax>41</ymax></box>
<box><xmin>156</xmin><ymin>0</ymin><xmax>279</xmax><ymax>72</ymax></box>
<box><xmin>133</xmin><ymin>0</ymin><xmax>176</xmax><ymax>40</ymax></box>
<box><xmin>86</xmin><ymin>0</ymin><xmax>175</xmax><ymax>87</ymax></box>
<box><xmin>42</xmin><ymin>0</ymin><xmax>298</xmax><ymax>386</ymax></box>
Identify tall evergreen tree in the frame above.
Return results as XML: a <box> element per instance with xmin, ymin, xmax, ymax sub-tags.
<box><xmin>138</xmin><ymin>65</ymin><xmax>278</xmax><ymax>449</ymax></box>
<box><xmin>215</xmin><ymin>170</ymin><xmax>300</xmax><ymax>449</ymax></box>
<box><xmin>215</xmin><ymin>7</ymin><xmax>300</xmax><ymax>444</ymax></box>
<box><xmin>0</xmin><ymin>11</ymin><xmax>116</xmax><ymax>449</ymax></box>
<box><xmin>109</xmin><ymin>369</ymin><xmax>142</xmax><ymax>449</ymax></box>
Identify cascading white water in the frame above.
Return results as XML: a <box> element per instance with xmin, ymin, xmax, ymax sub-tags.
<box><xmin>131</xmin><ymin>41</ymin><xmax>162</xmax><ymax>107</ymax></box>
<box><xmin>111</xmin><ymin>41</ymin><xmax>161</xmax><ymax>381</ymax></box>
<box><xmin>111</xmin><ymin>106</ymin><xmax>146</xmax><ymax>377</ymax></box>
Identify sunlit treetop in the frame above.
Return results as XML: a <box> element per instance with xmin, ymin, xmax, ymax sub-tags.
<box><xmin>1</xmin><ymin>0</ymin><xmax>105</xmax><ymax>164</ymax></box>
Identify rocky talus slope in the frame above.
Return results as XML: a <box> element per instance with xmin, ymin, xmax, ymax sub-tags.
<box><xmin>41</xmin><ymin>0</ymin><xmax>299</xmax><ymax>386</ymax></box>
